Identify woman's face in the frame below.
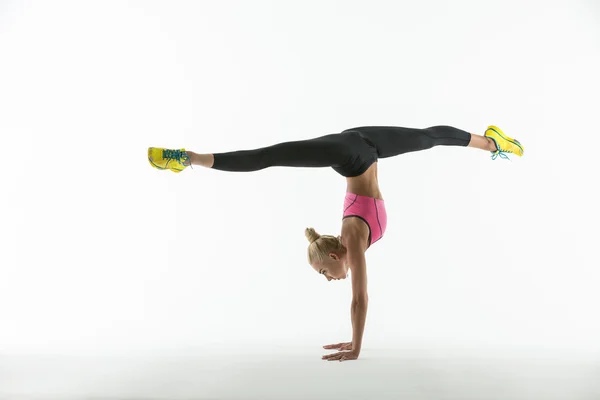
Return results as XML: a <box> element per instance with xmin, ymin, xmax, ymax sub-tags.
<box><xmin>312</xmin><ymin>252</ymin><xmax>348</xmax><ymax>281</ymax></box>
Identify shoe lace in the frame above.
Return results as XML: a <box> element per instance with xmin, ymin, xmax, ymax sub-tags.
<box><xmin>488</xmin><ymin>137</ymin><xmax>512</xmax><ymax>161</ymax></box>
<box><xmin>491</xmin><ymin>150</ymin><xmax>512</xmax><ymax>161</ymax></box>
<box><xmin>163</xmin><ymin>149</ymin><xmax>193</xmax><ymax>169</ymax></box>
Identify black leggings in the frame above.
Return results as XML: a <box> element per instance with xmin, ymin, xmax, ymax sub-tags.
<box><xmin>212</xmin><ymin>125</ymin><xmax>472</xmax><ymax>177</ymax></box>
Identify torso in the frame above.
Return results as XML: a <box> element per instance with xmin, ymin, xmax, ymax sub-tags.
<box><xmin>341</xmin><ymin>162</ymin><xmax>382</xmax><ymax>252</ymax></box>
<box><xmin>345</xmin><ymin>162</ymin><xmax>382</xmax><ymax>200</ymax></box>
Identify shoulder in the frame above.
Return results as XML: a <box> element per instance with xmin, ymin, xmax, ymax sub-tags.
<box><xmin>343</xmin><ymin>230</ymin><xmax>368</xmax><ymax>272</ymax></box>
<box><xmin>342</xmin><ymin>218</ymin><xmax>370</xmax><ymax>250</ymax></box>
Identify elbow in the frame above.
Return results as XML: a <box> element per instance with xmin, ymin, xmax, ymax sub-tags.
<box><xmin>352</xmin><ymin>293</ymin><xmax>369</xmax><ymax>305</ymax></box>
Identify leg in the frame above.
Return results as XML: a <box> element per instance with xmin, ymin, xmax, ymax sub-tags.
<box><xmin>186</xmin><ymin>133</ymin><xmax>352</xmax><ymax>172</ymax></box>
<box><xmin>186</xmin><ymin>152</ymin><xmax>214</xmax><ymax>168</ymax></box>
<box><xmin>347</xmin><ymin>125</ymin><xmax>494</xmax><ymax>158</ymax></box>
<box><xmin>184</xmin><ymin>126</ymin><xmax>497</xmax><ymax>169</ymax></box>
<box><xmin>467</xmin><ymin>133</ymin><xmax>497</xmax><ymax>151</ymax></box>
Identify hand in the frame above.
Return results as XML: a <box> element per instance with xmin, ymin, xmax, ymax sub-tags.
<box><xmin>322</xmin><ymin>349</ymin><xmax>359</xmax><ymax>362</ymax></box>
<box><xmin>322</xmin><ymin>342</ymin><xmax>359</xmax><ymax>362</ymax></box>
<box><xmin>323</xmin><ymin>342</ymin><xmax>352</xmax><ymax>351</ymax></box>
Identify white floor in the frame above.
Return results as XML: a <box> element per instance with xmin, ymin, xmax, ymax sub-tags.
<box><xmin>1</xmin><ymin>347</ymin><xmax>599</xmax><ymax>400</ymax></box>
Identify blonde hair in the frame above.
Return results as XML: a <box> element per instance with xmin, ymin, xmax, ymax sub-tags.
<box><xmin>305</xmin><ymin>227</ymin><xmax>345</xmax><ymax>265</ymax></box>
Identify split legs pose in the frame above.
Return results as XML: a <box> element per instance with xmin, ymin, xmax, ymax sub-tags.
<box><xmin>148</xmin><ymin>125</ymin><xmax>524</xmax><ymax>174</ymax></box>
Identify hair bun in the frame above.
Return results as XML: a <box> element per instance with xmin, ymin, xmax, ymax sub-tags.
<box><xmin>304</xmin><ymin>227</ymin><xmax>320</xmax><ymax>244</ymax></box>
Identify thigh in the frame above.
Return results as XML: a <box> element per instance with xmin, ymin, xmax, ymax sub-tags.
<box><xmin>344</xmin><ymin>126</ymin><xmax>434</xmax><ymax>159</ymax></box>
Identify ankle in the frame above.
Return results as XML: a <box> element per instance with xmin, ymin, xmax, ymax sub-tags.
<box><xmin>186</xmin><ymin>151</ymin><xmax>214</xmax><ymax>168</ymax></box>
<box><xmin>183</xmin><ymin>151</ymin><xmax>193</xmax><ymax>166</ymax></box>
<box><xmin>487</xmin><ymin>138</ymin><xmax>498</xmax><ymax>152</ymax></box>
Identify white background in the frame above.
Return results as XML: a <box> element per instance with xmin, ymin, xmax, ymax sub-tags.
<box><xmin>1</xmin><ymin>0</ymin><xmax>599</xmax><ymax>399</ymax></box>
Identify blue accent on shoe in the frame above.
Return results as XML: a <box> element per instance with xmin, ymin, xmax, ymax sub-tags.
<box><xmin>491</xmin><ymin>151</ymin><xmax>511</xmax><ymax>161</ymax></box>
<box><xmin>149</xmin><ymin>158</ymin><xmax>167</xmax><ymax>169</ymax></box>
<box><xmin>162</xmin><ymin>149</ymin><xmax>192</xmax><ymax>169</ymax></box>
<box><xmin>488</xmin><ymin>137</ymin><xmax>512</xmax><ymax>161</ymax></box>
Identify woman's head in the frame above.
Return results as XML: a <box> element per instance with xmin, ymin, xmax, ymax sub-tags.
<box><xmin>305</xmin><ymin>227</ymin><xmax>349</xmax><ymax>281</ymax></box>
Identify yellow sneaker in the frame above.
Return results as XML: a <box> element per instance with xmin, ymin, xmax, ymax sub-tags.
<box><xmin>148</xmin><ymin>147</ymin><xmax>191</xmax><ymax>173</ymax></box>
<box><xmin>484</xmin><ymin>126</ymin><xmax>524</xmax><ymax>160</ymax></box>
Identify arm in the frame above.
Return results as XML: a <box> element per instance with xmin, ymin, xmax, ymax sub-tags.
<box><xmin>349</xmin><ymin>247</ymin><xmax>369</xmax><ymax>355</ymax></box>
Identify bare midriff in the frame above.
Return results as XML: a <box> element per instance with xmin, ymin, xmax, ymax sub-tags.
<box><xmin>345</xmin><ymin>162</ymin><xmax>383</xmax><ymax>200</ymax></box>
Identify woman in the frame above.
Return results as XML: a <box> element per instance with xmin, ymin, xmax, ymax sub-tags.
<box><xmin>148</xmin><ymin>125</ymin><xmax>524</xmax><ymax>362</ymax></box>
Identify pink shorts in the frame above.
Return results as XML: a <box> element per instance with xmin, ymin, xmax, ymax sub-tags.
<box><xmin>342</xmin><ymin>192</ymin><xmax>387</xmax><ymax>247</ymax></box>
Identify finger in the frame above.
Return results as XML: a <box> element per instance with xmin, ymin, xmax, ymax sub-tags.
<box><xmin>322</xmin><ymin>352</ymin><xmax>341</xmax><ymax>360</ymax></box>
